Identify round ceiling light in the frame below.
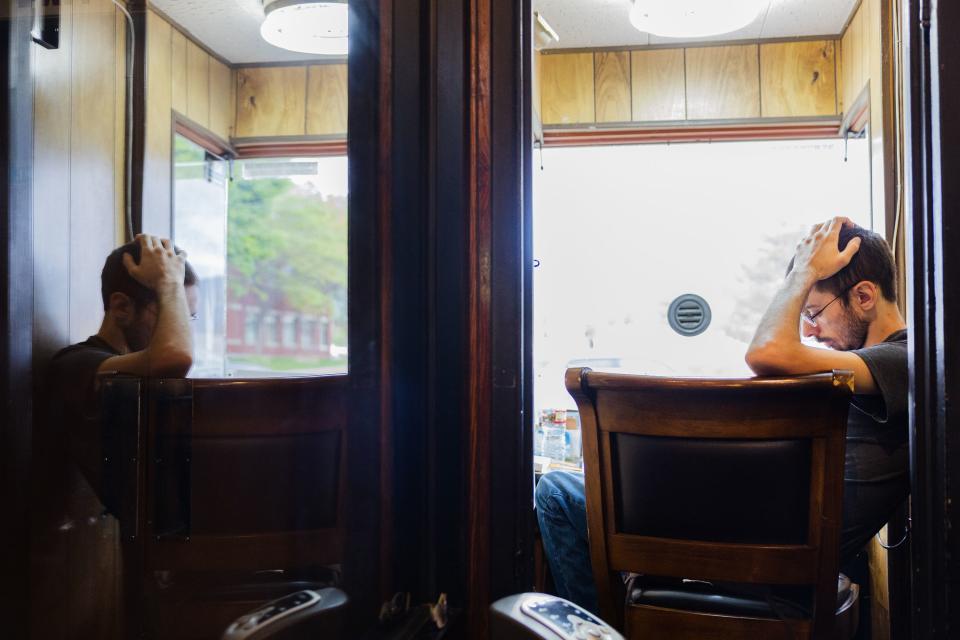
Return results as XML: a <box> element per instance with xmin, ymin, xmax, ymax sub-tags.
<box><xmin>629</xmin><ymin>0</ymin><xmax>765</xmax><ymax>39</ymax></box>
<box><xmin>260</xmin><ymin>0</ymin><xmax>348</xmax><ymax>56</ymax></box>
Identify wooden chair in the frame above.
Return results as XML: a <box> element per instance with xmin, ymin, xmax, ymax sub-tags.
<box><xmin>103</xmin><ymin>375</ymin><xmax>348</xmax><ymax>639</ymax></box>
<box><xmin>565</xmin><ymin>367</ymin><xmax>859</xmax><ymax>640</ymax></box>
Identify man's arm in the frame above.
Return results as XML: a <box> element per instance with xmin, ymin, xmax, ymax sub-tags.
<box><xmin>744</xmin><ymin>217</ymin><xmax>878</xmax><ymax>394</ymax></box>
<box><xmin>98</xmin><ymin>235</ymin><xmax>193</xmax><ymax>377</ymax></box>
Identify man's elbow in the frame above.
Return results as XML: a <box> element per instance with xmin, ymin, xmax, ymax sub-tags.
<box><xmin>150</xmin><ymin>349</ymin><xmax>193</xmax><ymax>378</ymax></box>
<box><xmin>745</xmin><ymin>343</ymin><xmax>790</xmax><ymax>376</ymax></box>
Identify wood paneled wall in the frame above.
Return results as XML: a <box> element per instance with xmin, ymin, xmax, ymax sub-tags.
<box><xmin>144</xmin><ymin>9</ymin><xmax>236</xmax><ymax>237</ymax></box>
<box><xmin>30</xmin><ymin>1</ymin><xmax>127</xmax><ymax>637</ymax></box>
<box><xmin>235</xmin><ymin>64</ymin><xmax>348</xmax><ymax>139</ymax></box>
<box><xmin>839</xmin><ymin>0</ymin><xmax>894</xmax><ymax>241</ymax></box>
<box><xmin>538</xmin><ymin>39</ymin><xmax>839</xmax><ymax>126</ymax></box>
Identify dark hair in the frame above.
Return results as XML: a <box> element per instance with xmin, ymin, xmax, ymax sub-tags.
<box><xmin>787</xmin><ymin>225</ymin><xmax>897</xmax><ymax>304</ymax></box>
<box><xmin>101</xmin><ymin>241</ymin><xmax>198</xmax><ymax>311</ymax></box>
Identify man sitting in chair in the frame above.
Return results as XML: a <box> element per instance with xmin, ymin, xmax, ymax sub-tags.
<box><xmin>46</xmin><ymin>233</ymin><xmax>199</xmax><ymax>503</ymax></box>
<box><xmin>535</xmin><ymin>217</ymin><xmax>909</xmax><ymax>614</ymax></box>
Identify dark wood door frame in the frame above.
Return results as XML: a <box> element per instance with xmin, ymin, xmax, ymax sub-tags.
<box><xmin>903</xmin><ymin>0</ymin><xmax>960</xmax><ymax>636</ymax></box>
<box><xmin>466</xmin><ymin>0</ymin><xmax>533</xmax><ymax>634</ymax></box>
<box><xmin>1</xmin><ymin>2</ymin><xmax>35</xmax><ymax>636</ymax></box>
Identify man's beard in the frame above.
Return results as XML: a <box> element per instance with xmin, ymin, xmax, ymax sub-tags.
<box><xmin>834</xmin><ymin>305</ymin><xmax>870</xmax><ymax>351</ymax></box>
<box><xmin>122</xmin><ymin>317</ymin><xmax>152</xmax><ymax>352</ymax></box>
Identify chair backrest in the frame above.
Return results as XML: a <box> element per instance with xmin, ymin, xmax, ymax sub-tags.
<box><xmin>103</xmin><ymin>375</ymin><xmax>348</xmax><ymax>639</ymax></box>
<box><xmin>143</xmin><ymin>376</ymin><xmax>348</xmax><ymax>572</ymax></box>
<box><xmin>565</xmin><ymin>367</ymin><xmax>852</xmax><ymax>637</ymax></box>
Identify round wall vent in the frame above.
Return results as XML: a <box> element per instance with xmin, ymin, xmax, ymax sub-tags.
<box><xmin>667</xmin><ymin>294</ymin><xmax>711</xmax><ymax>337</ymax></box>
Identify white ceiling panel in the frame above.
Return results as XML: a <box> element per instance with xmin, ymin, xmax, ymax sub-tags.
<box><xmin>150</xmin><ymin>0</ymin><xmax>331</xmax><ymax>64</ymax></box>
<box><xmin>151</xmin><ymin>0</ymin><xmax>860</xmax><ymax>64</ymax></box>
<box><xmin>534</xmin><ymin>0</ymin><xmax>860</xmax><ymax>50</ymax></box>
<box><xmin>759</xmin><ymin>0</ymin><xmax>858</xmax><ymax>39</ymax></box>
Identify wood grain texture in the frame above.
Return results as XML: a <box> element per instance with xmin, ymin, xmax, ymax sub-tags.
<box><xmin>170</xmin><ymin>28</ymin><xmax>187</xmax><ymax>114</ymax></box>
<box><xmin>31</xmin><ymin>2</ymin><xmax>124</xmax><ymax>638</ymax></box>
<box><xmin>115</xmin><ymin>9</ymin><xmax>126</xmax><ymax>243</ymax></box>
<box><xmin>540</xmin><ymin>52</ymin><xmax>594</xmax><ymax>124</ymax></box>
<box><xmin>144</xmin><ymin>9</ymin><xmax>172</xmax><ymax>236</ymax></box>
<box><xmin>631</xmin><ymin>49</ymin><xmax>685</xmax><ymax>121</ymax></box>
<box><xmin>594</xmin><ymin>51</ymin><xmax>631</xmax><ymax>123</ymax></box>
<box><xmin>685</xmin><ymin>44</ymin><xmax>760</xmax><ymax>119</ymax></box>
<box><xmin>840</xmin><ymin>4</ymin><xmax>864</xmax><ymax>112</ymax></box>
<box><xmin>70</xmin><ymin>0</ymin><xmax>119</xmax><ymax>341</ymax></box>
<box><xmin>533</xmin><ymin>51</ymin><xmax>543</xmax><ymax>125</ymax></box>
<box><xmin>306</xmin><ymin>64</ymin><xmax>348</xmax><ymax>136</ymax></box>
<box><xmin>760</xmin><ymin>40</ymin><xmax>837</xmax><ymax>117</ymax></box>
<box><xmin>236</xmin><ymin>66</ymin><xmax>307</xmax><ymax>137</ymax></box>
<box><xmin>31</xmin><ymin>0</ymin><xmax>73</xmax><ymax>359</ymax></box>
<box><xmin>208</xmin><ymin>58</ymin><xmax>234</xmax><ymax>141</ymax></box>
<box><xmin>185</xmin><ymin>39</ymin><xmax>210</xmax><ymax>127</ymax></box>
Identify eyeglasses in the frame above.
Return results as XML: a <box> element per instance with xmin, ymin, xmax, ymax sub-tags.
<box><xmin>801</xmin><ymin>285</ymin><xmax>854</xmax><ymax>327</ymax></box>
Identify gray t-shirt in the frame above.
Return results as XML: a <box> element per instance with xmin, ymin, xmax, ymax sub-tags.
<box><xmin>846</xmin><ymin>329</ymin><xmax>908</xmax><ymax>483</ymax></box>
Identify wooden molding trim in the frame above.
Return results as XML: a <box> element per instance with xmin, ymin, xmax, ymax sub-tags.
<box><xmin>232</xmin><ymin>139</ymin><xmax>347</xmax><ymax>158</ymax></box>
<box><xmin>174</xmin><ymin>118</ymin><xmax>233</xmax><ymax>157</ymax></box>
<box><xmin>542</xmin><ymin>120</ymin><xmax>843</xmax><ymax>147</ymax></box>
<box><xmin>467</xmin><ymin>0</ymin><xmax>493</xmax><ymax>635</ymax></box>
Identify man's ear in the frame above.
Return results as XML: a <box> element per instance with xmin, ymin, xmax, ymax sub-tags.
<box><xmin>107</xmin><ymin>292</ymin><xmax>134</xmax><ymax>325</ymax></box>
<box><xmin>852</xmin><ymin>280</ymin><xmax>878</xmax><ymax>312</ymax></box>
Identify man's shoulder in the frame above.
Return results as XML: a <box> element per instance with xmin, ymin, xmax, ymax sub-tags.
<box><xmin>50</xmin><ymin>336</ymin><xmax>120</xmax><ymax>373</ymax></box>
<box><xmin>852</xmin><ymin>329</ymin><xmax>908</xmax><ymax>364</ymax></box>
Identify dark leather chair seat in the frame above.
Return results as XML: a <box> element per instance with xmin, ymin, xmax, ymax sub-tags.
<box><xmin>627</xmin><ymin>574</ymin><xmax>853</xmax><ymax>620</ymax></box>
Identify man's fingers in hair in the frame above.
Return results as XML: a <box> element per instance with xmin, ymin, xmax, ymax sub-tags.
<box><xmin>841</xmin><ymin>236</ymin><xmax>863</xmax><ymax>260</ymax></box>
<box><xmin>122</xmin><ymin>252</ymin><xmax>138</xmax><ymax>273</ymax></box>
<box><xmin>160</xmin><ymin>238</ymin><xmax>174</xmax><ymax>253</ymax></box>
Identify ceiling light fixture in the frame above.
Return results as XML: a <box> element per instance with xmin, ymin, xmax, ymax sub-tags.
<box><xmin>260</xmin><ymin>0</ymin><xmax>348</xmax><ymax>56</ymax></box>
<box><xmin>629</xmin><ymin>0</ymin><xmax>765</xmax><ymax>39</ymax></box>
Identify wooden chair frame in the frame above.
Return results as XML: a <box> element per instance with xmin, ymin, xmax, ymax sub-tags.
<box><xmin>106</xmin><ymin>375</ymin><xmax>348</xmax><ymax>639</ymax></box>
<box><xmin>565</xmin><ymin>367</ymin><xmax>854</xmax><ymax>639</ymax></box>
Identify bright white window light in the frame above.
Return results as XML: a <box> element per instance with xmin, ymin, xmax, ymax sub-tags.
<box><xmin>629</xmin><ymin>0</ymin><xmax>765</xmax><ymax>38</ymax></box>
<box><xmin>261</xmin><ymin>0</ymin><xmax>348</xmax><ymax>56</ymax></box>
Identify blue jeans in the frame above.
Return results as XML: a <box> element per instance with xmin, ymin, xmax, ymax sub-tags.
<box><xmin>535</xmin><ymin>471</ymin><xmax>598</xmax><ymax>614</ymax></box>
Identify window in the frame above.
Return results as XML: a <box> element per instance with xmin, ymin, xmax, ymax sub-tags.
<box><xmin>244</xmin><ymin>308</ymin><xmax>260</xmax><ymax>346</ymax></box>
<box><xmin>532</xmin><ymin>137</ymin><xmax>872</xmax><ymax>460</ymax></box>
<box><xmin>263</xmin><ymin>314</ymin><xmax>278</xmax><ymax>347</ymax></box>
<box><xmin>173</xmin><ymin>134</ymin><xmax>228</xmax><ymax>377</ymax></box>
<box><xmin>225</xmin><ymin>156</ymin><xmax>348</xmax><ymax>375</ymax></box>
<box><xmin>282</xmin><ymin>314</ymin><xmax>297</xmax><ymax>348</ymax></box>
<box><xmin>175</xmin><ymin>150</ymin><xmax>348</xmax><ymax>377</ymax></box>
<box><xmin>301</xmin><ymin>317</ymin><xmax>316</xmax><ymax>350</ymax></box>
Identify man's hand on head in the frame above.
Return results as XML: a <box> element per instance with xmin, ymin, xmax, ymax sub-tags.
<box><xmin>790</xmin><ymin>216</ymin><xmax>862</xmax><ymax>282</ymax></box>
<box><xmin>122</xmin><ymin>234</ymin><xmax>187</xmax><ymax>291</ymax></box>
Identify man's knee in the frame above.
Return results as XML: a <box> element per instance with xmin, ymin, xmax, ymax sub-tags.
<box><xmin>535</xmin><ymin>471</ymin><xmax>582</xmax><ymax>512</ymax></box>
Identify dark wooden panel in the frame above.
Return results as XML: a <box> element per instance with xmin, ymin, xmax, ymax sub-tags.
<box><xmin>148</xmin><ymin>530</ymin><xmax>344</xmax><ymax>571</ymax></box>
<box><xmin>607</xmin><ymin>535</ymin><xmax>818</xmax><ymax>584</ymax></box>
<box><xmin>2</xmin><ymin>1</ymin><xmax>38</xmax><ymax>636</ymax></box>
<box><xmin>625</xmin><ymin>604</ymin><xmax>811</xmax><ymax>640</ymax></box>
<box><xmin>189</xmin><ymin>376</ymin><xmax>348</xmax><ymax>436</ymax></box>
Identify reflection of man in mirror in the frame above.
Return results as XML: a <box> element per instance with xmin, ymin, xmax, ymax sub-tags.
<box><xmin>46</xmin><ymin>233</ymin><xmax>198</xmax><ymax>500</ymax></box>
